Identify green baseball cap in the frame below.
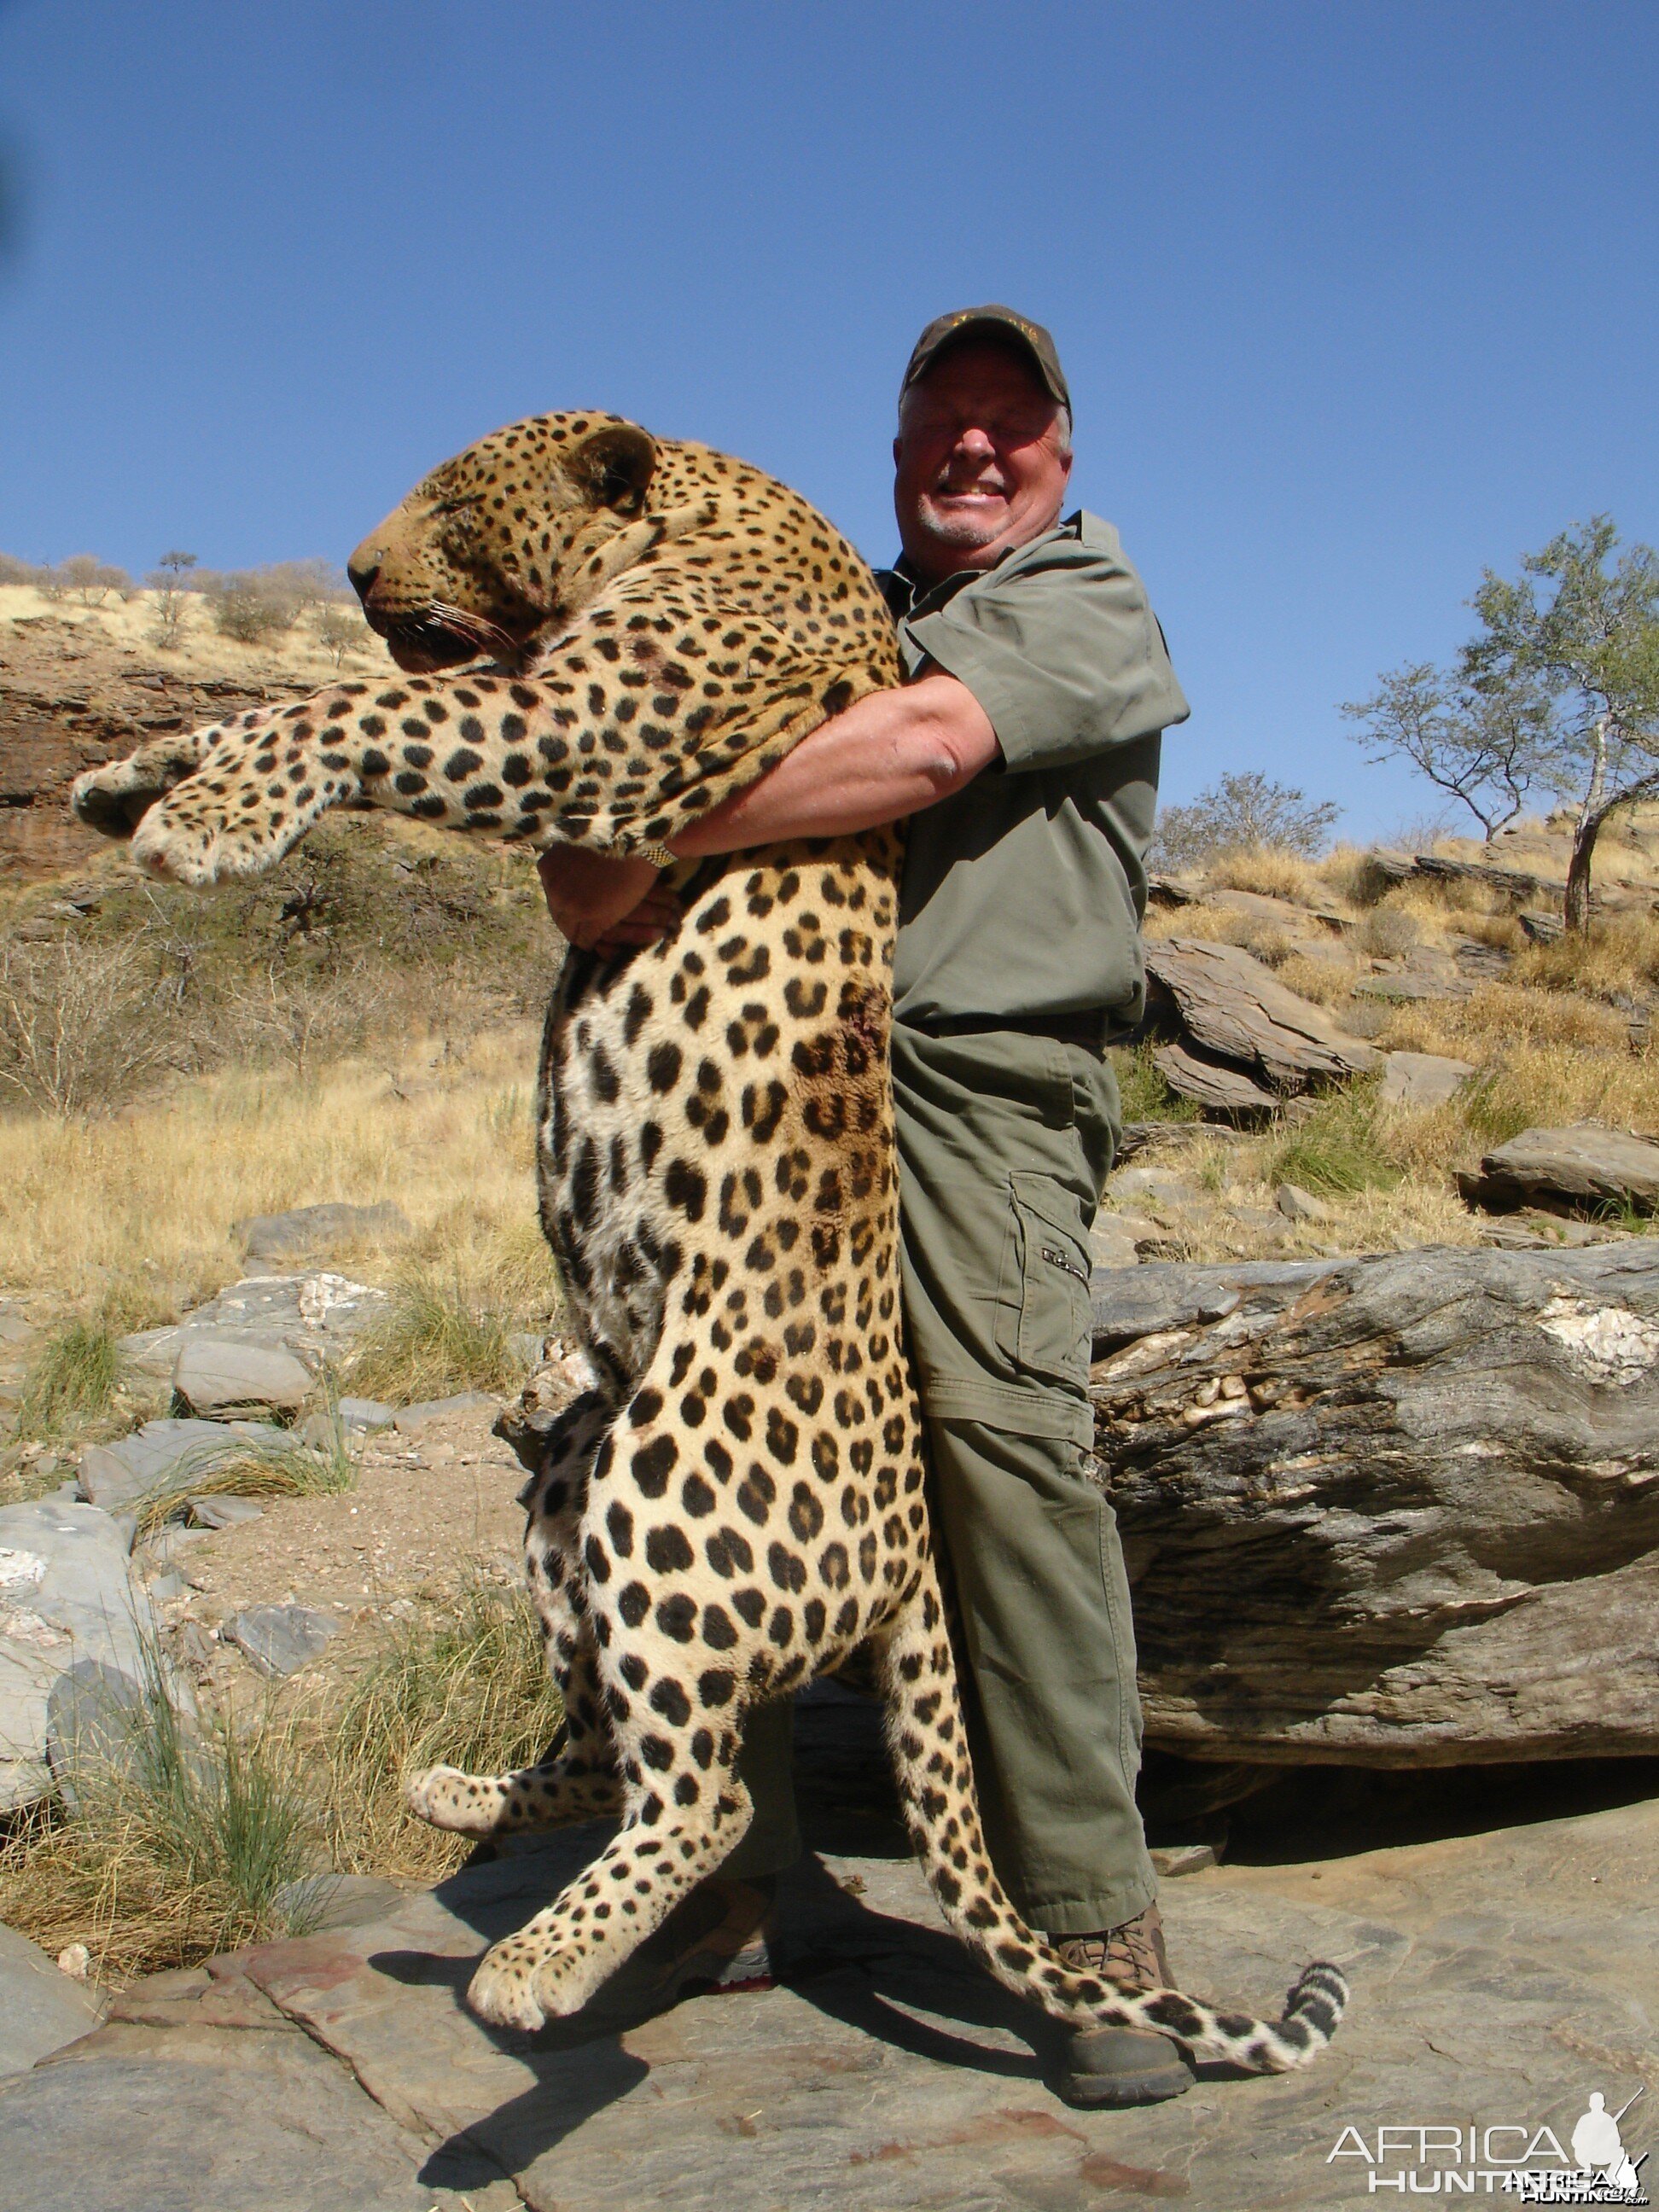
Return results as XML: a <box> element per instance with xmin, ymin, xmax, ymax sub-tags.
<box><xmin>899</xmin><ymin>305</ymin><xmax>1071</xmax><ymax>415</ymax></box>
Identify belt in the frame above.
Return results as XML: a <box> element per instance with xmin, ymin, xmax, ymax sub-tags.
<box><xmin>913</xmin><ymin>1010</ymin><xmax>1115</xmax><ymax>1051</ymax></box>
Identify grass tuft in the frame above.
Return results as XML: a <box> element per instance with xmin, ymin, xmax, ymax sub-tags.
<box><xmin>344</xmin><ymin>1277</ymin><xmax>532</xmax><ymax>1405</ymax></box>
<box><xmin>0</xmin><ymin>1633</ymin><xmax>318</xmax><ymax>1981</ymax></box>
<box><xmin>321</xmin><ymin>1580</ymin><xmax>564</xmax><ymax>1883</ymax></box>
<box><xmin>1270</xmin><ymin>1086</ymin><xmax>1400</xmax><ymax>1198</ymax></box>
<box><xmin>132</xmin><ymin>1430</ymin><xmax>358</xmax><ymax>1541</ymax></box>
<box><xmin>15</xmin><ymin>1320</ymin><xmax>131</xmax><ymax>1441</ymax></box>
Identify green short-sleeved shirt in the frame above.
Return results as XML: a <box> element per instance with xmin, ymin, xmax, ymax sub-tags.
<box><xmin>880</xmin><ymin>510</ymin><xmax>1189</xmax><ymax>1032</ymax></box>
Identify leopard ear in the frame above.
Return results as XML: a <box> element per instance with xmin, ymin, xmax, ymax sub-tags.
<box><xmin>568</xmin><ymin>422</ymin><xmax>657</xmax><ymax>517</ymax></box>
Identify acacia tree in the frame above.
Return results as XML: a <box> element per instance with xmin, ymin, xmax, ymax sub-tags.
<box><xmin>1341</xmin><ymin>661</ymin><xmax>1563</xmax><ymax>841</ymax></box>
<box><xmin>1462</xmin><ymin>519</ymin><xmax>1659</xmax><ymax>930</ymax></box>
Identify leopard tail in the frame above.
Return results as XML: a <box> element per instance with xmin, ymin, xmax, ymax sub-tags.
<box><xmin>870</xmin><ymin>1557</ymin><xmax>1348</xmax><ymax>2073</ymax></box>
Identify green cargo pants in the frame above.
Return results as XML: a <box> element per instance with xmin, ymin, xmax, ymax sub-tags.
<box><xmin>726</xmin><ymin>1022</ymin><xmax>1158</xmax><ymax>1937</ymax></box>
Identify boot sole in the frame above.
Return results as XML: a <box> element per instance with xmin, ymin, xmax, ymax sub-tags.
<box><xmin>1055</xmin><ymin>2057</ymin><xmax>1196</xmax><ymax>2110</ymax></box>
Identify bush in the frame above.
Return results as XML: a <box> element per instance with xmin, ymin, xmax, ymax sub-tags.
<box><xmin>1151</xmin><ymin>771</ymin><xmax>1341</xmax><ymax>870</ymax></box>
<box><xmin>206</xmin><ymin>570</ymin><xmax>299</xmax><ymax>643</ymax></box>
<box><xmin>0</xmin><ymin>550</ymin><xmax>46</xmax><ymax>586</ymax></box>
<box><xmin>55</xmin><ymin>555</ymin><xmax>132</xmax><ymax>607</ymax></box>
<box><xmin>0</xmin><ymin>936</ymin><xmax>181</xmax><ymax>1114</ymax></box>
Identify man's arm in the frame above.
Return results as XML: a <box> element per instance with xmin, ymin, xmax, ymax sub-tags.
<box><xmin>538</xmin><ymin>673</ymin><xmax>998</xmax><ymax>948</ymax></box>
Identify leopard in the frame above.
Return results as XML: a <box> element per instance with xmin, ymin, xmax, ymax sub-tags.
<box><xmin>72</xmin><ymin>411</ymin><xmax>1347</xmax><ymax>2067</ymax></box>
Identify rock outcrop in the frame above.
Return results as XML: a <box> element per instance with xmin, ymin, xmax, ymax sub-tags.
<box><xmin>1088</xmin><ymin>1243</ymin><xmax>1659</xmax><ymax>1766</ymax></box>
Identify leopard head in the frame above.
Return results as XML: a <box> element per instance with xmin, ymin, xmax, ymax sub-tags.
<box><xmin>346</xmin><ymin>412</ymin><xmax>658</xmax><ymax>673</ymax></box>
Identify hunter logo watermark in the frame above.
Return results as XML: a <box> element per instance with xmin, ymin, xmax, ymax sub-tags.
<box><xmin>1326</xmin><ymin>2087</ymin><xmax>1649</xmax><ymax>2200</ymax></box>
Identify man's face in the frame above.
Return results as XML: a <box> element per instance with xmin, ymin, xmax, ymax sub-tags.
<box><xmin>893</xmin><ymin>340</ymin><xmax>1073</xmax><ymax>585</ymax></box>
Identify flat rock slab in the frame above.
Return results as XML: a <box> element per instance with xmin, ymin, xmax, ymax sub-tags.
<box><xmin>1378</xmin><ymin>1051</ymin><xmax>1476</xmax><ymax>1108</ymax></box>
<box><xmin>5</xmin><ymin>1776</ymin><xmax>1654</xmax><ymax>2211</ymax></box>
<box><xmin>119</xmin><ymin>1272</ymin><xmax>388</xmax><ymax>1379</ymax></box>
<box><xmin>0</xmin><ymin>1498</ymin><xmax>163</xmax><ymax>1811</ymax></box>
<box><xmin>1145</xmin><ymin>938</ymin><xmax>1381</xmax><ymax>1094</ymax></box>
<box><xmin>0</xmin><ymin>1922</ymin><xmax>101</xmax><ymax>2075</ymax></box>
<box><xmin>77</xmin><ymin>1416</ymin><xmax>300</xmax><ymax>1512</ymax></box>
<box><xmin>1152</xmin><ymin>1037</ymin><xmax>1280</xmax><ymax>1115</ymax></box>
<box><xmin>1459</xmin><ymin>1122</ymin><xmax>1659</xmax><ymax>1216</ymax></box>
<box><xmin>172</xmin><ymin>1335</ymin><xmax>313</xmax><ymax>1418</ymax></box>
<box><xmin>234</xmin><ymin>1202</ymin><xmax>411</xmax><ymax>1265</ymax></box>
<box><xmin>223</xmin><ymin>1604</ymin><xmax>341</xmax><ymax>1678</ymax></box>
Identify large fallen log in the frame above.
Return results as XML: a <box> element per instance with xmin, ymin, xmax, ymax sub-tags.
<box><xmin>1087</xmin><ymin>1245</ymin><xmax>1659</xmax><ymax>1766</ymax></box>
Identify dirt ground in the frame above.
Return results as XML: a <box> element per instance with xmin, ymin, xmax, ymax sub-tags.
<box><xmin>143</xmin><ymin>1400</ymin><xmax>531</xmax><ymax>1704</ymax></box>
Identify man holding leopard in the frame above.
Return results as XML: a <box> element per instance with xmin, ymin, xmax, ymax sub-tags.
<box><xmin>538</xmin><ymin>307</ymin><xmax>1195</xmax><ymax>2109</ymax></box>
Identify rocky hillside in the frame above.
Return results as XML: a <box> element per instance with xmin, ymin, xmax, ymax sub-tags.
<box><xmin>0</xmin><ymin>582</ymin><xmax>387</xmax><ymax>878</ymax></box>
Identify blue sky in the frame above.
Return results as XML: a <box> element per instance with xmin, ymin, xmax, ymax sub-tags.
<box><xmin>2</xmin><ymin>0</ymin><xmax>1655</xmax><ymax>836</ymax></box>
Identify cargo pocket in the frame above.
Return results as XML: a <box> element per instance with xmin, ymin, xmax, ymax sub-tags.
<box><xmin>995</xmin><ymin>1173</ymin><xmax>1093</xmax><ymax>1388</ymax></box>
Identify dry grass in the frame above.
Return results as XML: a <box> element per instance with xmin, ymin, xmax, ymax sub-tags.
<box><xmin>318</xmin><ymin>1579</ymin><xmax>565</xmax><ymax>1886</ymax></box>
<box><xmin>0</xmin><ymin>1580</ymin><xmax>562</xmax><ymax>1982</ymax></box>
<box><xmin>1204</xmin><ymin>848</ymin><xmax>1332</xmax><ymax>905</ymax></box>
<box><xmin>0</xmin><ymin>1026</ymin><xmax>562</xmax><ymax>1331</ymax></box>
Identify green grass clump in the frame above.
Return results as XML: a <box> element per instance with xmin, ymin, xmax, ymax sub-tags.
<box><xmin>323</xmin><ymin>1580</ymin><xmax>564</xmax><ymax>1882</ymax></box>
<box><xmin>344</xmin><ymin>1278</ymin><xmax>530</xmax><ymax>1406</ymax></box>
<box><xmin>1109</xmin><ymin>1042</ymin><xmax>1201</xmax><ymax>1126</ymax></box>
<box><xmin>1270</xmin><ymin>1086</ymin><xmax>1400</xmax><ymax>1198</ymax></box>
<box><xmin>0</xmin><ymin>1635</ymin><xmax>318</xmax><ymax>1981</ymax></box>
<box><xmin>16</xmin><ymin>1320</ymin><xmax>130</xmax><ymax>1441</ymax></box>
<box><xmin>1457</xmin><ymin>1071</ymin><xmax>1538</xmax><ymax>1150</ymax></box>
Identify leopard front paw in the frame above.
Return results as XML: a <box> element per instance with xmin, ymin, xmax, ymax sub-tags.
<box><xmin>71</xmin><ymin>737</ymin><xmax>209</xmax><ymax>840</ymax></box>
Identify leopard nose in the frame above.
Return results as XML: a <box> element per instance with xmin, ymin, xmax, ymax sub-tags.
<box><xmin>346</xmin><ymin>542</ymin><xmax>382</xmax><ymax>603</ymax></box>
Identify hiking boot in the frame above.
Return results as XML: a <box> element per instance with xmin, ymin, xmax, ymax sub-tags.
<box><xmin>1051</xmin><ymin>1904</ymin><xmax>1197</xmax><ymax>2109</ymax></box>
<box><xmin>631</xmin><ymin>1874</ymin><xmax>777</xmax><ymax>2006</ymax></box>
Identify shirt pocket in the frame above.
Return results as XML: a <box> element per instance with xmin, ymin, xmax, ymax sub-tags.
<box><xmin>995</xmin><ymin>1172</ymin><xmax>1094</xmax><ymax>1388</ymax></box>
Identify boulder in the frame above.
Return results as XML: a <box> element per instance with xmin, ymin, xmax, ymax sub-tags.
<box><xmin>0</xmin><ymin>1923</ymin><xmax>101</xmax><ymax>2076</ymax></box>
<box><xmin>1458</xmin><ymin>1124</ymin><xmax>1659</xmax><ymax>1218</ymax></box>
<box><xmin>172</xmin><ymin>1336</ymin><xmax>314</xmax><ymax>1419</ymax></box>
<box><xmin>1144</xmin><ymin>938</ymin><xmax>1381</xmax><ymax>1095</ymax></box>
<box><xmin>0</xmin><ymin>1499</ymin><xmax>166</xmax><ymax>1811</ymax></box>
<box><xmin>222</xmin><ymin>1605</ymin><xmax>341</xmax><ymax>1678</ymax></box>
<box><xmin>232</xmin><ymin>1202</ymin><xmax>411</xmax><ymax>1266</ymax></box>
<box><xmin>1378</xmin><ymin>1051</ymin><xmax>1476</xmax><ymax>1109</ymax></box>
<box><xmin>1087</xmin><ymin>1243</ymin><xmax>1659</xmax><ymax>1765</ymax></box>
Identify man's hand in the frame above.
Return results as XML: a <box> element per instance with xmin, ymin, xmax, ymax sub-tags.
<box><xmin>537</xmin><ymin>847</ymin><xmax>678</xmax><ymax>956</ymax></box>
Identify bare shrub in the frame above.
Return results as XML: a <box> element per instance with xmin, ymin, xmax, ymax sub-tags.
<box><xmin>1356</xmin><ymin>906</ymin><xmax>1421</xmax><ymax>958</ymax></box>
<box><xmin>55</xmin><ymin>555</ymin><xmax>132</xmax><ymax>607</ymax></box>
<box><xmin>147</xmin><ymin>550</ymin><xmax>199</xmax><ymax>649</ymax></box>
<box><xmin>0</xmin><ymin>937</ymin><xmax>180</xmax><ymax>1115</ymax></box>
<box><xmin>314</xmin><ymin>605</ymin><xmax>373</xmax><ymax>667</ymax></box>
<box><xmin>0</xmin><ymin>550</ymin><xmax>46</xmax><ymax>586</ymax></box>
<box><xmin>1151</xmin><ymin>771</ymin><xmax>1340</xmax><ymax>870</ymax></box>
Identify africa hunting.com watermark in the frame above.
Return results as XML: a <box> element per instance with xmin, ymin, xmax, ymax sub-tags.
<box><xmin>1327</xmin><ymin>2088</ymin><xmax>1648</xmax><ymax>2200</ymax></box>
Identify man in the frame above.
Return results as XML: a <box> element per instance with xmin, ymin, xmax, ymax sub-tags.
<box><xmin>538</xmin><ymin>307</ymin><xmax>1192</xmax><ymax>2108</ymax></box>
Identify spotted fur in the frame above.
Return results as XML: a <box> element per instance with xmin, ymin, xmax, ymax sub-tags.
<box><xmin>73</xmin><ymin>413</ymin><xmax>1347</xmax><ymax>2064</ymax></box>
